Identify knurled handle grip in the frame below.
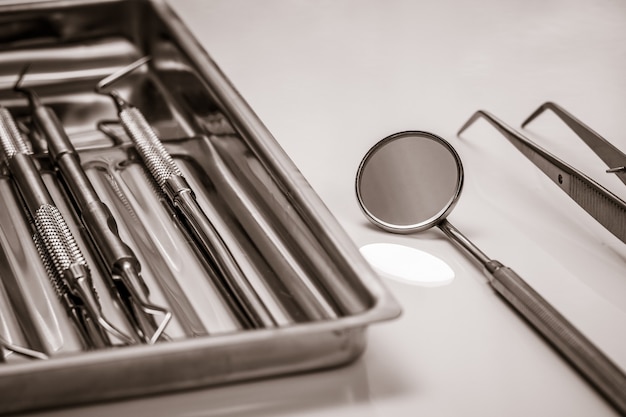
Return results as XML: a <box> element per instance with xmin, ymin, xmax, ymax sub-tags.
<box><xmin>486</xmin><ymin>260</ymin><xmax>626</xmax><ymax>414</ymax></box>
<box><xmin>119</xmin><ymin>107</ymin><xmax>181</xmax><ymax>187</ymax></box>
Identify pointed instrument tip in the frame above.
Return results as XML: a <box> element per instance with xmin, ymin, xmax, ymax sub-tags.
<box><xmin>13</xmin><ymin>64</ymin><xmax>30</xmax><ymax>93</ymax></box>
<box><xmin>13</xmin><ymin>63</ymin><xmax>44</xmax><ymax>109</ymax></box>
<box><xmin>96</xmin><ymin>56</ymin><xmax>151</xmax><ymax>93</ymax></box>
<box><xmin>521</xmin><ymin>103</ymin><xmax>551</xmax><ymax>128</ymax></box>
<box><xmin>457</xmin><ymin>110</ymin><xmax>488</xmax><ymax>136</ymax></box>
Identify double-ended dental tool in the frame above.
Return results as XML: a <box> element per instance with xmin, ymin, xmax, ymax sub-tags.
<box><xmin>14</xmin><ymin>66</ymin><xmax>171</xmax><ymax>344</ymax></box>
<box><xmin>96</xmin><ymin>57</ymin><xmax>277</xmax><ymax>329</ymax></box>
<box><xmin>0</xmin><ymin>105</ymin><xmax>133</xmax><ymax>349</ymax></box>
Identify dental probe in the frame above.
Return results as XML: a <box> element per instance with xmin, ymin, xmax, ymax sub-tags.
<box><xmin>15</xmin><ymin>75</ymin><xmax>171</xmax><ymax>344</ymax></box>
<box><xmin>0</xmin><ymin>106</ymin><xmax>133</xmax><ymax>349</ymax></box>
<box><xmin>97</xmin><ymin>61</ymin><xmax>277</xmax><ymax>329</ymax></box>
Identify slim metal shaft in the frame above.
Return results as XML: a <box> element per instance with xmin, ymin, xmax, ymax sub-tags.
<box><xmin>173</xmin><ymin>188</ymin><xmax>276</xmax><ymax>327</ymax></box>
<box><xmin>439</xmin><ymin>219</ymin><xmax>626</xmax><ymax>414</ymax></box>
<box><xmin>437</xmin><ymin>219</ymin><xmax>491</xmax><ymax>266</ymax></box>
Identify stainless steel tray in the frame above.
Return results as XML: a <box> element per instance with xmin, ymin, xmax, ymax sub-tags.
<box><xmin>0</xmin><ymin>0</ymin><xmax>400</xmax><ymax>413</ymax></box>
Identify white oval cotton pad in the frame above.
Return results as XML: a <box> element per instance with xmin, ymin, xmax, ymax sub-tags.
<box><xmin>360</xmin><ymin>242</ymin><xmax>455</xmax><ymax>287</ymax></box>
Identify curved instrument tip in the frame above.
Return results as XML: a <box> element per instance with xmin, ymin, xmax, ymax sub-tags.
<box><xmin>96</xmin><ymin>56</ymin><xmax>151</xmax><ymax>93</ymax></box>
<box><xmin>521</xmin><ymin>102</ymin><xmax>557</xmax><ymax>128</ymax></box>
<box><xmin>457</xmin><ymin>110</ymin><xmax>489</xmax><ymax>136</ymax></box>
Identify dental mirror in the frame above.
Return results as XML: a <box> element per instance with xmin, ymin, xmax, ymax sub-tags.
<box><xmin>355</xmin><ymin>131</ymin><xmax>626</xmax><ymax>414</ymax></box>
<box><xmin>355</xmin><ymin>130</ymin><xmax>496</xmax><ymax>271</ymax></box>
<box><xmin>356</xmin><ymin>131</ymin><xmax>463</xmax><ymax>234</ymax></box>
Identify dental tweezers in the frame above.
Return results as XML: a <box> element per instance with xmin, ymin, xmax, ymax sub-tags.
<box><xmin>523</xmin><ymin>102</ymin><xmax>626</xmax><ymax>187</ymax></box>
<box><xmin>458</xmin><ymin>109</ymin><xmax>626</xmax><ymax>245</ymax></box>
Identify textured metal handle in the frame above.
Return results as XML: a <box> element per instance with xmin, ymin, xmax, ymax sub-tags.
<box><xmin>486</xmin><ymin>260</ymin><xmax>626</xmax><ymax>414</ymax></box>
<box><xmin>120</xmin><ymin>107</ymin><xmax>181</xmax><ymax>187</ymax></box>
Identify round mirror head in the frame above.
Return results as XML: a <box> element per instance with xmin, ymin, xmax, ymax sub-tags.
<box><xmin>355</xmin><ymin>131</ymin><xmax>464</xmax><ymax>233</ymax></box>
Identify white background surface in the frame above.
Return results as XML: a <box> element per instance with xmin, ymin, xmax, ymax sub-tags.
<box><xmin>27</xmin><ymin>0</ymin><xmax>626</xmax><ymax>416</ymax></box>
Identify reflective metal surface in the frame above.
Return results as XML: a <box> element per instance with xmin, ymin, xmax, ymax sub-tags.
<box><xmin>0</xmin><ymin>0</ymin><xmax>400</xmax><ymax>413</ymax></box>
<box><xmin>356</xmin><ymin>131</ymin><xmax>462</xmax><ymax>233</ymax></box>
<box><xmin>2</xmin><ymin>0</ymin><xmax>624</xmax><ymax>416</ymax></box>
<box><xmin>356</xmin><ymin>131</ymin><xmax>626</xmax><ymax>414</ymax></box>
<box><xmin>459</xmin><ymin>110</ymin><xmax>626</xmax><ymax>245</ymax></box>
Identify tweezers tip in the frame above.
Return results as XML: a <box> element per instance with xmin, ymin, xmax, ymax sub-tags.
<box><xmin>457</xmin><ymin>110</ymin><xmax>488</xmax><ymax>136</ymax></box>
<box><xmin>521</xmin><ymin>101</ymin><xmax>556</xmax><ymax>128</ymax></box>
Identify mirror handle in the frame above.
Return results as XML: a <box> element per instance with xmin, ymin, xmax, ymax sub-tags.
<box><xmin>486</xmin><ymin>260</ymin><xmax>626</xmax><ymax>413</ymax></box>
